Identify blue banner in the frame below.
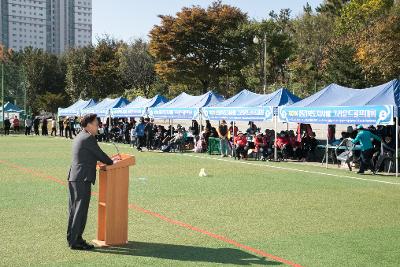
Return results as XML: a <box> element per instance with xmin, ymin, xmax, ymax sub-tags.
<box><xmin>110</xmin><ymin>107</ymin><xmax>146</xmax><ymax>118</ymax></box>
<box><xmin>202</xmin><ymin>107</ymin><xmax>274</xmax><ymax>121</ymax></box>
<box><xmin>81</xmin><ymin>108</ymin><xmax>109</xmax><ymax>117</ymax></box>
<box><xmin>148</xmin><ymin>108</ymin><xmax>200</xmax><ymax>120</ymax></box>
<box><xmin>58</xmin><ymin>109</ymin><xmax>80</xmax><ymax>117</ymax></box>
<box><xmin>279</xmin><ymin>105</ymin><xmax>394</xmax><ymax>125</ymax></box>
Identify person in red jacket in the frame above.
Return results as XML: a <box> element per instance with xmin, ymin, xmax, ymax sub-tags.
<box><xmin>12</xmin><ymin>116</ymin><xmax>20</xmax><ymax>133</ymax></box>
<box><xmin>275</xmin><ymin>131</ymin><xmax>291</xmax><ymax>159</ymax></box>
<box><xmin>234</xmin><ymin>132</ymin><xmax>248</xmax><ymax>160</ymax></box>
<box><xmin>254</xmin><ymin>132</ymin><xmax>269</xmax><ymax>160</ymax></box>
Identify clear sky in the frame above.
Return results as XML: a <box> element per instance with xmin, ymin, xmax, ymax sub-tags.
<box><xmin>92</xmin><ymin>0</ymin><xmax>324</xmax><ymax>42</ymax></box>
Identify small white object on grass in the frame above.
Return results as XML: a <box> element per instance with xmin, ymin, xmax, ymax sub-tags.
<box><xmin>199</xmin><ymin>168</ymin><xmax>207</xmax><ymax>177</ymax></box>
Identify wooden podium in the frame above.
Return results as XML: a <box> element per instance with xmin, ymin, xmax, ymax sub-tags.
<box><xmin>92</xmin><ymin>153</ymin><xmax>135</xmax><ymax>247</ymax></box>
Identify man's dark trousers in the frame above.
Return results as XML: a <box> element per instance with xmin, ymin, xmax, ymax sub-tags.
<box><xmin>359</xmin><ymin>148</ymin><xmax>374</xmax><ymax>173</ymax></box>
<box><xmin>67</xmin><ymin>181</ymin><xmax>92</xmax><ymax>246</ymax></box>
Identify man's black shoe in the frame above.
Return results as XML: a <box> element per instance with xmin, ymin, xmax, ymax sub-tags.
<box><xmin>357</xmin><ymin>171</ymin><xmax>364</xmax><ymax>174</ymax></box>
<box><xmin>70</xmin><ymin>242</ymin><xmax>94</xmax><ymax>250</ymax></box>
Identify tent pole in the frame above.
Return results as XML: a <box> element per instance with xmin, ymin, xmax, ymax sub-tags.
<box><xmin>274</xmin><ymin>115</ymin><xmax>278</xmax><ymax>161</ymax></box>
<box><xmin>396</xmin><ymin>116</ymin><xmax>398</xmax><ymax>177</ymax></box>
<box><xmin>200</xmin><ymin>113</ymin><xmax>203</xmax><ymax>133</ymax></box>
<box><xmin>199</xmin><ymin>110</ymin><xmax>202</xmax><ymax>134</ymax></box>
<box><xmin>233</xmin><ymin>120</ymin><xmax>236</xmax><ymax>157</ymax></box>
<box><xmin>326</xmin><ymin>125</ymin><xmax>329</xmax><ymax>169</ymax></box>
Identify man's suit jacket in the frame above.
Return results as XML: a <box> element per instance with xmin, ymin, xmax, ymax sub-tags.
<box><xmin>68</xmin><ymin>130</ymin><xmax>113</xmax><ymax>184</ymax></box>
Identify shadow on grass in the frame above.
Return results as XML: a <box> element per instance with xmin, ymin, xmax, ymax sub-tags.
<box><xmin>93</xmin><ymin>241</ymin><xmax>282</xmax><ymax>265</ymax></box>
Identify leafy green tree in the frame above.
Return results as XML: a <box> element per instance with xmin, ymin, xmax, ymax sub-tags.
<box><xmin>65</xmin><ymin>46</ymin><xmax>95</xmax><ymax>100</ymax></box>
<box><xmin>37</xmin><ymin>92</ymin><xmax>66</xmax><ymax>113</ymax></box>
<box><xmin>118</xmin><ymin>39</ymin><xmax>156</xmax><ymax>97</ymax></box>
<box><xmin>13</xmin><ymin>47</ymin><xmax>66</xmax><ymax>113</ymax></box>
<box><xmin>149</xmin><ymin>1</ymin><xmax>251</xmax><ymax>93</ymax></box>
<box><xmin>316</xmin><ymin>0</ymin><xmax>350</xmax><ymax>16</ymax></box>
<box><xmin>288</xmin><ymin>8</ymin><xmax>334</xmax><ymax>96</ymax></box>
<box><xmin>89</xmin><ymin>37</ymin><xmax>124</xmax><ymax>99</ymax></box>
<box><xmin>336</xmin><ymin>0</ymin><xmax>394</xmax><ymax>35</ymax></box>
<box><xmin>324</xmin><ymin>44</ymin><xmax>366</xmax><ymax>87</ymax></box>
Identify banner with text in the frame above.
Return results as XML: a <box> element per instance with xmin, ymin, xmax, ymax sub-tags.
<box><xmin>202</xmin><ymin>107</ymin><xmax>274</xmax><ymax>121</ymax></box>
<box><xmin>278</xmin><ymin>105</ymin><xmax>394</xmax><ymax>125</ymax></box>
<box><xmin>148</xmin><ymin>108</ymin><xmax>200</xmax><ymax>120</ymax></box>
<box><xmin>110</xmin><ymin>108</ymin><xmax>146</xmax><ymax>118</ymax></box>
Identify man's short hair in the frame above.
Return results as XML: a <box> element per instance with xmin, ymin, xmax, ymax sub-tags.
<box><xmin>81</xmin><ymin>114</ymin><xmax>97</xmax><ymax>127</ymax></box>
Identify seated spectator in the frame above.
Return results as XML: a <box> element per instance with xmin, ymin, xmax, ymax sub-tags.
<box><xmin>203</xmin><ymin>128</ymin><xmax>211</xmax><ymax>146</ymax></box>
<box><xmin>153</xmin><ymin>125</ymin><xmax>166</xmax><ymax>149</ymax></box>
<box><xmin>374</xmin><ymin>136</ymin><xmax>395</xmax><ymax>172</ymax></box>
<box><xmin>162</xmin><ymin>128</ymin><xmax>186</xmax><ymax>152</ymax></box>
<box><xmin>302</xmin><ymin>132</ymin><xmax>318</xmax><ymax>161</ymax></box>
<box><xmin>254</xmin><ymin>132</ymin><xmax>270</xmax><ymax>160</ymax></box>
<box><xmin>275</xmin><ymin>131</ymin><xmax>291</xmax><ymax>159</ymax></box>
<box><xmin>266</xmin><ymin>129</ymin><xmax>275</xmax><ymax>145</ymax></box>
<box><xmin>340</xmin><ymin>131</ymin><xmax>350</xmax><ymax>141</ymax></box>
<box><xmin>288</xmin><ymin>130</ymin><xmax>301</xmax><ymax>159</ymax></box>
<box><xmin>193</xmin><ymin>135</ymin><xmax>207</xmax><ymax>153</ymax></box>
<box><xmin>234</xmin><ymin>131</ymin><xmax>248</xmax><ymax>160</ymax></box>
<box><xmin>210</xmin><ymin>127</ymin><xmax>218</xmax><ymax>138</ymax></box>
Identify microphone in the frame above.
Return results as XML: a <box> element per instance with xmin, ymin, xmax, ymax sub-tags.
<box><xmin>111</xmin><ymin>141</ymin><xmax>122</xmax><ymax>161</ymax></box>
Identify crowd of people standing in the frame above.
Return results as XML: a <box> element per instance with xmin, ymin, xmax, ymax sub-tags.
<box><xmin>2</xmin><ymin>113</ymin><xmax>398</xmax><ymax>174</ymax></box>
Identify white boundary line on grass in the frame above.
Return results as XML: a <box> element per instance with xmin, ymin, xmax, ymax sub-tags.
<box><xmin>178</xmin><ymin>154</ymin><xmax>400</xmax><ymax>186</ymax></box>
<box><xmin>53</xmin><ymin>136</ymin><xmax>400</xmax><ymax>186</ymax></box>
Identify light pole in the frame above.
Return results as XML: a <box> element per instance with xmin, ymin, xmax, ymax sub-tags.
<box><xmin>253</xmin><ymin>33</ymin><xmax>267</xmax><ymax>94</ymax></box>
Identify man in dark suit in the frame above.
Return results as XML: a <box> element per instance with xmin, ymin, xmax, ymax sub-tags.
<box><xmin>67</xmin><ymin>114</ymin><xmax>117</xmax><ymax>250</ymax></box>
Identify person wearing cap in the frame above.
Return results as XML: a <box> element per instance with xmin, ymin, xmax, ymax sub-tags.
<box><xmin>351</xmin><ymin>125</ymin><xmax>382</xmax><ymax>174</ymax></box>
<box><xmin>217</xmin><ymin>120</ymin><xmax>230</xmax><ymax>157</ymax></box>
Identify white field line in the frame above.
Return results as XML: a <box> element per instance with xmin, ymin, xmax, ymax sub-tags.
<box><xmin>178</xmin><ymin>153</ymin><xmax>400</xmax><ymax>186</ymax></box>
<box><xmin>54</xmin><ymin>136</ymin><xmax>400</xmax><ymax>186</ymax></box>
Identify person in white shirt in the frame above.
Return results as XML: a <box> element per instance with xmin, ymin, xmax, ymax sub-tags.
<box><xmin>25</xmin><ymin>116</ymin><xmax>33</xmax><ymax>135</ymax></box>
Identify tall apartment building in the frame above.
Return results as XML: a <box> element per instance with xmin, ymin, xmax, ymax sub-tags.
<box><xmin>0</xmin><ymin>0</ymin><xmax>92</xmax><ymax>54</ymax></box>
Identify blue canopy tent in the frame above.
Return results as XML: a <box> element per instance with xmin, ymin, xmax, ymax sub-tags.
<box><xmin>203</xmin><ymin>88</ymin><xmax>301</xmax><ymax>161</ymax></box>
<box><xmin>58</xmin><ymin>99</ymin><xmax>97</xmax><ymax>117</ymax></box>
<box><xmin>202</xmin><ymin>88</ymin><xmax>301</xmax><ymax>122</ymax></box>
<box><xmin>0</xmin><ymin>102</ymin><xmax>23</xmax><ymax>113</ymax></box>
<box><xmin>110</xmin><ymin>95</ymin><xmax>168</xmax><ymax>118</ymax></box>
<box><xmin>279</xmin><ymin>79</ymin><xmax>400</xmax><ymax>173</ymax></box>
<box><xmin>279</xmin><ymin>80</ymin><xmax>399</xmax><ymax>125</ymax></box>
<box><xmin>148</xmin><ymin>91</ymin><xmax>224</xmax><ymax>120</ymax></box>
<box><xmin>81</xmin><ymin>97</ymin><xmax>130</xmax><ymax>117</ymax></box>
<box><xmin>0</xmin><ymin>102</ymin><xmax>23</xmax><ymax>122</ymax></box>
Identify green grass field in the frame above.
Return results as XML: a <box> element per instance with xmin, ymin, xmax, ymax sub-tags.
<box><xmin>1</xmin><ymin>135</ymin><xmax>400</xmax><ymax>267</ymax></box>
